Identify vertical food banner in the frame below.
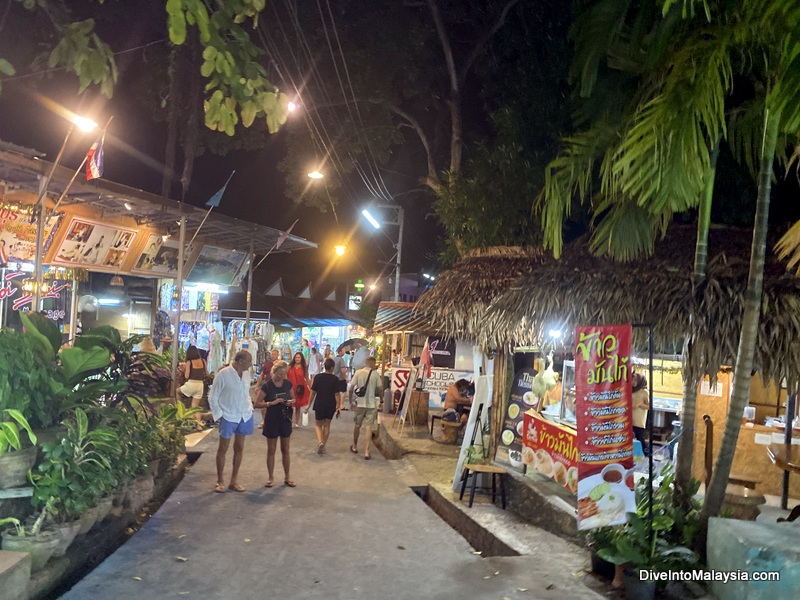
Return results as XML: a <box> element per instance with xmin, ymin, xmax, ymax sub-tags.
<box><xmin>574</xmin><ymin>324</ymin><xmax>636</xmax><ymax>530</ymax></box>
<box><xmin>495</xmin><ymin>366</ymin><xmax>538</xmax><ymax>470</ymax></box>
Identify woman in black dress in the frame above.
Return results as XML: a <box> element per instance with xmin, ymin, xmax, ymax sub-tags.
<box><xmin>253</xmin><ymin>360</ymin><xmax>296</xmax><ymax>487</ymax></box>
<box><xmin>305</xmin><ymin>358</ymin><xmax>340</xmax><ymax>454</ymax></box>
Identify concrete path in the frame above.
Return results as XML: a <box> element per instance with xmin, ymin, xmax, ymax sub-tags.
<box><xmin>60</xmin><ymin>415</ymin><xmax>604</xmax><ymax>600</ymax></box>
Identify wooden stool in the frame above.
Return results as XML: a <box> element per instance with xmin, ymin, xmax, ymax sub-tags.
<box><xmin>459</xmin><ymin>464</ymin><xmax>507</xmax><ymax>509</ymax></box>
<box><xmin>728</xmin><ymin>472</ymin><xmax>760</xmax><ymax>490</ymax></box>
<box><xmin>430</xmin><ymin>414</ymin><xmax>442</xmax><ymax>436</ymax></box>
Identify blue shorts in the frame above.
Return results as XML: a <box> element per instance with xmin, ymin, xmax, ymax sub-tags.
<box><xmin>218</xmin><ymin>416</ymin><xmax>255</xmax><ymax>439</ymax></box>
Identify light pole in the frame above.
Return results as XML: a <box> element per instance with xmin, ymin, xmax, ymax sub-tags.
<box><xmin>33</xmin><ymin>115</ymin><xmax>97</xmax><ymax>310</ymax></box>
<box><xmin>361</xmin><ymin>204</ymin><xmax>404</xmax><ymax>302</ymax></box>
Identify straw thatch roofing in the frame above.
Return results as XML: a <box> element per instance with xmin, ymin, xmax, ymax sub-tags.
<box><xmin>373</xmin><ymin>302</ymin><xmax>434</xmax><ymax>334</ymax></box>
<box><xmin>415</xmin><ymin>246</ymin><xmax>550</xmax><ymax>341</ymax></box>
<box><xmin>482</xmin><ymin>225</ymin><xmax>800</xmax><ymax>390</ymax></box>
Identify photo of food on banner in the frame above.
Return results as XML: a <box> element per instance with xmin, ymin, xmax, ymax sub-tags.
<box><xmin>573</xmin><ymin>325</ymin><xmax>637</xmax><ymax>531</ymax></box>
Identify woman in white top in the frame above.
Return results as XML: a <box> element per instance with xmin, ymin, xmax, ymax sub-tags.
<box><xmin>308</xmin><ymin>346</ymin><xmax>323</xmax><ymax>377</ymax></box>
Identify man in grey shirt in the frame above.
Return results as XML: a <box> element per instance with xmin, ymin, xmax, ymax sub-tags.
<box><xmin>348</xmin><ymin>356</ymin><xmax>383</xmax><ymax>459</ymax></box>
<box><xmin>333</xmin><ymin>347</ymin><xmax>348</xmax><ymax>411</ymax></box>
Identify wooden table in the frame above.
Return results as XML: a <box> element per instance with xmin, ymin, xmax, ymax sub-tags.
<box><xmin>767</xmin><ymin>444</ymin><xmax>800</xmax><ymax>522</ymax></box>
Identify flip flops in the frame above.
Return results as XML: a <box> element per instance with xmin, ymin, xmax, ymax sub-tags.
<box><xmin>214</xmin><ymin>484</ymin><xmax>226</xmax><ymax>493</ymax></box>
<box><xmin>317</xmin><ymin>443</ymin><xmax>325</xmax><ymax>455</ymax></box>
<box><xmin>228</xmin><ymin>483</ymin><xmax>245</xmax><ymax>492</ymax></box>
<box><xmin>350</xmin><ymin>445</ymin><xmax>358</xmax><ymax>454</ymax></box>
<box><xmin>264</xmin><ymin>480</ymin><xmax>274</xmax><ymax>488</ymax></box>
<box><xmin>284</xmin><ymin>480</ymin><xmax>296</xmax><ymax>487</ymax></box>
<box><xmin>364</xmin><ymin>454</ymin><xmax>371</xmax><ymax>460</ymax></box>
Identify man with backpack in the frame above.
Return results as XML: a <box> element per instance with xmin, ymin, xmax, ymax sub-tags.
<box><xmin>348</xmin><ymin>355</ymin><xmax>383</xmax><ymax>460</ymax></box>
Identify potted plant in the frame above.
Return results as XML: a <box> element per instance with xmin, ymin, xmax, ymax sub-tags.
<box><xmin>593</xmin><ymin>465</ymin><xmax>702</xmax><ymax>599</ymax></box>
<box><xmin>0</xmin><ymin>409</ymin><xmax>38</xmax><ymax>489</ymax></box>
<box><xmin>152</xmin><ymin>401</ymin><xmax>202</xmax><ymax>474</ymax></box>
<box><xmin>1</xmin><ymin>500</ymin><xmax>61</xmax><ymax>571</ymax></box>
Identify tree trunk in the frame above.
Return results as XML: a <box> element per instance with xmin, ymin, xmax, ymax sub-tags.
<box><xmin>161</xmin><ymin>45</ymin><xmax>183</xmax><ymax>198</ymax></box>
<box><xmin>698</xmin><ymin>108</ymin><xmax>781</xmax><ymax>538</ymax></box>
<box><xmin>676</xmin><ymin>144</ymin><xmax>719</xmax><ymax>497</ymax></box>
<box><xmin>180</xmin><ymin>35</ymin><xmax>203</xmax><ymax>200</ymax></box>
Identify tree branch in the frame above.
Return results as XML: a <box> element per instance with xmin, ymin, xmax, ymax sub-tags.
<box><xmin>388</xmin><ymin>103</ymin><xmax>441</xmax><ymax>189</ymax></box>
<box><xmin>457</xmin><ymin>0</ymin><xmax>521</xmax><ymax>88</ymax></box>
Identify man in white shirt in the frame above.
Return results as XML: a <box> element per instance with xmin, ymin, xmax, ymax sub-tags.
<box><xmin>209</xmin><ymin>350</ymin><xmax>253</xmax><ymax>493</ymax></box>
<box><xmin>348</xmin><ymin>356</ymin><xmax>383</xmax><ymax>460</ymax></box>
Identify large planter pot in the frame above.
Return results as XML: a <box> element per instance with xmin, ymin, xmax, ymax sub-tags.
<box><xmin>50</xmin><ymin>519</ymin><xmax>81</xmax><ymax>557</ymax></box>
<box><xmin>0</xmin><ymin>446</ymin><xmax>37</xmax><ymax>489</ymax></box>
<box><xmin>590</xmin><ymin>551</ymin><xmax>616</xmax><ymax>579</ymax></box>
<box><xmin>76</xmin><ymin>506</ymin><xmax>100</xmax><ymax>535</ymax></box>
<box><xmin>1</xmin><ymin>528</ymin><xmax>61</xmax><ymax>571</ymax></box>
<box><xmin>623</xmin><ymin>568</ymin><xmax>656</xmax><ymax>600</ymax></box>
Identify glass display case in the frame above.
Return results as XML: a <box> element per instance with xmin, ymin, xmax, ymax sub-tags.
<box><xmin>560</xmin><ymin>360</ymin><xmax>576</xmax><ymax>425</ymax></box>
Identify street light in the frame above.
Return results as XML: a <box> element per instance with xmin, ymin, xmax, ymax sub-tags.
<box><xmin>33</xmin><ymin>113</ymin><xmax>98</xmax><ymax>309</ymax></box>
<box><xmin>360</xmin><ymin>204</ymin><xmax>404</xmax><ymax>302</ymax></box>
<box><xmin>308</xmin><ymin>170</ymin><xmax>324</xmax><ymax>179</ymax></box>
<box><xmin>334</xmin><ymin>244</ymin><xmax>346</xmax><ymax>256</ymax></box>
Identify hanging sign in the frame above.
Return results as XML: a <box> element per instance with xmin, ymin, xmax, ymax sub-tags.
<box><xmin>52</xmin><ymin>217</ymin><xmax>137</xmax><ymax>270</ymax></box>
<box><xmin>575</xmin><ymin>324</ymin><xmax>636</xmax><ymax>530</ymax></box>
<box><xmin>133</xmin><ymin>235</ymin><xmax>182</xmax><ymax>277</ymax></box>
<box><xmin>0</xmin><ymin>203</ymin><xmax>61</xmax><ymax>266</ymax></box>
<box><xmin>522</xmin><ymin>410</ymin><xmax>578</xmax><ymax>492</ymax></box>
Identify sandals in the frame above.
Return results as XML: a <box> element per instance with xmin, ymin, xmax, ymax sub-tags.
<box><xmin>350</xmin><ymin>445</ymin><xmax>358</xmax><ymax>454</ymax></box>
<box><xmin>284</xmin><ymin>480</ymin><xmax>296</xmax><ymax>487</ymax></box>
<box><xmin>264</xmin><ymin>480</ymin><xmax>274</xmax><ymax>488</ymax></box>
<box><xmin>317</xmin><ymin>443</ymin><xmax>325</xmax><ymax>455</ymax></box>
<box><xmin>228</xmin><ymin>483</ymin><xmax>245</xmax><ymax>492</ymax></box>
<box><xmin>364</xmin><ymin>454</ymin><xmax>371</xmax><ymax>460</ymax></box>
<box><xmin>214</xmin><ymin>483</ymin><xmax>226</xmax><ymax>493</ymax></box>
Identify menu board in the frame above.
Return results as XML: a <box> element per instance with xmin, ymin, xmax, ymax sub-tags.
<box><xmin>523</xmin><ymin>410</ymin><xmax>578</xmax><ymax>492</ymax></box>
<box><xmin>495</xmin><ymin>366</ymin><xmax>538</xmax><ymax>470</ymax></box>
<box><xmin>52</xmin><ymin>217</ymin><xmax>137</xmax><ymax>270</ymax></box>
<box><xmin>574</xmin><ymin>324</ymin><xmax>636</xmax><ymax>530</ymax></box>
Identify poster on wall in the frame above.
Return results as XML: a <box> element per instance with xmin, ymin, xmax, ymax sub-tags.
<box><xmin>523</xmin><ymin>410</ymin><xmax>579</xmax><ymax>492</ymax></box>
<box><xmin>575</xmin><ymin>324</ymin><xmax>636</xmax><ymax>531</ymax></box>
<box><xmin>427</xmin><ymin>337</ymin><xmax>457</xmax><ymax>368</ymax></box>
<box><xmin>52</xmin><ymin>217</ymin><xmax>137</xmax><ymax>269</ymax></box>
<box><xmin>133</xmin><ymin>235</ymin><xmax>182</xmax><ymax>277</ymax></box>
<box><xmin>495</xmin><ymin>366</ymin><xmax>539</xmax><ymax>470</ymax></box>
<box><xmin>187</xmin><ymin>245</ymin><xmax>247</xmax><ymax>287</ymax></box>
<box><xmin>0</xmin><ymin>204</ymin><xmax>62</xmax><ymax>266</ymax></box>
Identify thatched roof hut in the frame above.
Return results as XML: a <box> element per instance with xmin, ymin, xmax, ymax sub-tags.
<box><xmin>414</xmin><ymin>246</ymin><xmax>550</xmax><ymax>341</ymax></box>
<box><xmin>482</xmin><ymin>225</ymin><xmax>800</xmax><ymax>390</ymax></box>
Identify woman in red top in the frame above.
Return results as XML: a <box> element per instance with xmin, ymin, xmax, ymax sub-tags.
<box><xmin>287</xmin><ymin>352</ymin><xmax>311</xmax><ymax>428</ymax></box>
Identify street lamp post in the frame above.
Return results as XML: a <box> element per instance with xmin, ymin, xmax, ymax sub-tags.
<box><xmin>362</xmin><ymin>204</ymin><xmax>404</xmax><ymax>302</ymax></box>
<box><xmin>33</xmin><ymin>115</ymin><xmax>97</xmax><ymax>310</ymax></box>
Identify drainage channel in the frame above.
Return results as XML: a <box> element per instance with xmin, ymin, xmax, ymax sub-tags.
<box><xmin>410</xmin><ymin>485</ymin><xmax>519</xmax><ymax>558</ymax></box>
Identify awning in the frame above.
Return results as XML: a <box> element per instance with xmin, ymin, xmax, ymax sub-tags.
<box><xmin>0</xmin><ymin>145</ymin><xmax>317</xmax><ymax>256</ymax></box>
<box><xmin>373</xmin><ymin>301</ymin><xmax>433</xmax><ymax>334</ymax></box>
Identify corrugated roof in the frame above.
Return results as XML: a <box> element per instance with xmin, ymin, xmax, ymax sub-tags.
<box><xmin>373</xmin><ymin>302</ymin><xmax>434</xmax><ymax>333</ymax></box>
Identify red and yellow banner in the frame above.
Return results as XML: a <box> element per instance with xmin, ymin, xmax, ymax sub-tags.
<box><xmin>522</xmin><ymin>410</ymin><xmax>578</xmax><ymax>493</ymax></box>
<box><xmin>574</xmin><ymin>324</ymin><xmax>636</xmax><ymax>530</ymax></box>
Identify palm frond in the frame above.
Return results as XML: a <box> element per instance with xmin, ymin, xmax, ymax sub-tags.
<box><xmin>728</xmin><ymin>98</ymin><xmax>766</xmax><ymax>179</ymax></box>
<box><xmin>775</xmin><ymin>220</ymin><xmax>800</xmax><ymax>274</ymax></box>
<box><xmin>589</xmin><ymin>197</ymin><xmax>670</xmax><ymax>261</ymax></box>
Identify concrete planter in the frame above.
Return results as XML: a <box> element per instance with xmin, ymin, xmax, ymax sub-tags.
<box><xmin>1</xmin><ymin>529</ymin><xmax>61</xmax><ymax>571</ymax></box>
<box><xmin>0</xmin><ymin>446</ymin><xmax>37</xmax><ymax>489</ymax></box>
<box><xmin>93</xmin><ymin>496</ymin><xmax>113</xmax><ymax>526</ymax></box>
<box><xmin>76</xmin><ymin>506</ymin><xmax>100</xmax><ymax>536</ymax></box>
<box><xmin>126</xmin><ymin>475</ymin><xmax>155</xmax><ymax>514</ymax></box>
<box><xmin>50</xmin><ymin>519</ymin><xmax>81</xmax><ymax>557</ymax></box>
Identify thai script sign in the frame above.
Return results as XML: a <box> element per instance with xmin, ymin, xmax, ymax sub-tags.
<box><xmin>575</xmin><ymin>324</ymin><xmax>636</xmax><ymax>530</ymax></box>
<box><xmin>522</xmin><ymin>410</ymin><xmax>578</xmax><ymax>492</ymax></box>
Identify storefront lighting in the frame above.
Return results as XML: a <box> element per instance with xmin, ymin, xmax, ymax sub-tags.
<box><xmin>109</xmin><ymin>275</ymin><xmax>125</xmax><ymax>287</ymax></box>
<box><xmin>549</xmin><ymin>329</ymin><xmax>562</xmax><ymax>339</ymax></box>
<box><xmin>184</xmin><ymin>283</ymin><xmax>229</xmax><ymax>294</ymax></box>
<box><xmin>161</xmin><ymin>234</ymin><xmax>169</xmax><ymax>242</ymax></box>
<box><xmin>98</xmin><ymin>298</ymin><xmax>122</xmax><ymax>306</ymax></box>
<box><xmin>124</xmin><ymin>202</ymin><xmax>132</xmax><ymax>211</ymax></box>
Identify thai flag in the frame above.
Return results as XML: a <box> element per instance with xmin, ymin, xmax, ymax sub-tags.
<box><xmin>85</xmin><ymin>135</ymin><xmax>104</xmax><ymax>180</ymax></box>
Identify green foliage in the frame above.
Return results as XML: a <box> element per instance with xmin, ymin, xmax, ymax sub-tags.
<box><xmin>48</xmin><ymin>19</ymin><xmax>118</xmax><ymax>97</ymax></box>
<box><xmin>0</xmin><ymin>409</ymin><xmax>37</xmax><ymax>456</ymax></box>
<box><xmin>153</xmin><ymin>401</ymin><xmax>202</xmax><ymax>465</ymax></box>
<box><xmin>31</xmin><ymin>408</ymin><xmax>120</xmax><ymax>521</ymax></box>
<box><xmin>589</xmin><ymin>465</ymin><xmax>701</xmax><ymax>580</ymax></box>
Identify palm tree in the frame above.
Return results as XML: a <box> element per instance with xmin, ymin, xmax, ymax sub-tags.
<box><xmin>539</xmin><ymin>0</ymin><xmax>800</xmax><ymax>526</ymax></box>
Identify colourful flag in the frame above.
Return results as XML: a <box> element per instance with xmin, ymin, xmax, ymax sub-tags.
<box><xmin>275</xmin><ymin>219</ymin><xmax>298</xmax><ymax>249</ymax></box>
<box><xmin>205</xmin><ymin>171</ymin><xmax>235</xmax><ymax>208</ymax></box>
<box><xmin>85</xmin><ymin>134</ymin><xmax>105</xmax><ymax>180</ymax></box>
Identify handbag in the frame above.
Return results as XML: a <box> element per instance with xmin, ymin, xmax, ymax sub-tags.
<box><xmin>354</xmin><ymin>369</ymin><xmax>374</xmax><ymax>397</ymax></box>
<box><xmin>296</xmin><ymin>384</ymin><xmax>305</xmax><ymax>396</ymax></box>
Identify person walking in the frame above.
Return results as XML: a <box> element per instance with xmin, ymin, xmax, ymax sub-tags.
<box><xmin>305</xmin><ymin>358</ymin><xmax>339</xmax><ymax>454</ymax></box>
<box><xmin>333</xmin><ymin>347</ymin><xmax>349</xmax><ymax>411</ymax></box>
<box><xmin>348</xmin><ymin>355</ymin><xmax>382</xmax><ymax>460</ymax></box>
<box><xmin>208</xmin><ymin>350</ymin><xmax>254</xmax><ymax>493</ymax></box>
<box><xmin>177</xmin><ymin>345</ymin><xmax>209</xmax><ymax>430</ymax></box>
<box><xmin>308</xmin><ymin>346</ymin><xmax>323</xmax><ymax>378</ymax></box>
<box><xmin>287</xmin><ymin>351</ymin><xmax>311</xmax><ymax>428</ymax></box>
<box><xmin>254</xmin><ymin>360</ymin><xmax>296</xmax><ymax>487</ymax></box>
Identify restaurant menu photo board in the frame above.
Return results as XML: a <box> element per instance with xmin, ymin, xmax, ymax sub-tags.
<box><xmin>133</xmin><ymin>235</ymin><xmax>183</xmax><ymax>277</ymax></box>
<box><xmin>52</xmin><ymin>217</ymin><xmax>137</xmax><ymax>270</ymax></box>
<box><xmin>495</xmin><ymin>366</ymin><xmax>539</xmax><ymax>470</ymax></box>
<box><xmin>574</xmin><ymin>324</ymin><xmax>636</xmax><ymax>531</ymax></box>
<box><xmin>187</xmin><ymin>246</ymin><xmax>247</xmax><ymax>287</ymax></box>
<box><xmin>0</xmin><ymin>204</ymin><xmax>61</xmax><ymax>266</ymax></box>
<box><xmin>522</xmin><ymin>410</ymin><xmax>578</xmax><ymax>492</ymax></box>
